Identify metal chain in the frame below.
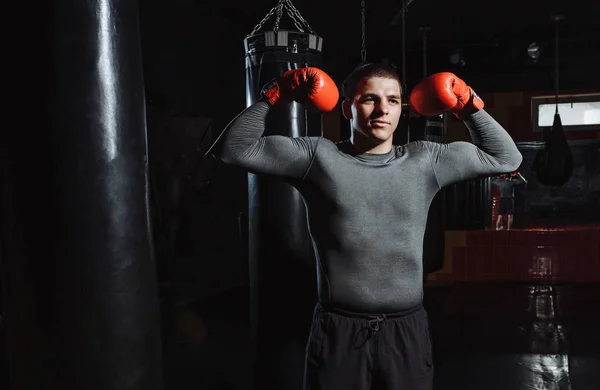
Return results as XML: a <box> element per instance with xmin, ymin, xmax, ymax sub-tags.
<box><xmin>247</xmin><ymin>0</ymin><xmax>316</xmax><ymax>37</ymax></box>
<box><xmin>248</xmin><ymin>6</ymin><xmax>278</xmax><ymax>37</ymax></box>
<box><xmin>274</xmin><ymin>1</ymin><xmax>285</xmax><ymax>35</ymax></box>
<box><xmin>361</xmin><ymin>0</ymin><xmax>367</xmax><ymax>62</ymax></box>
<box><xmin>285</xmin><ymin>0</ymin><xmax>316</xmax><ymax>34</ymax></box>
<box><xmin>552</xmin><ymin>15</ymin><xmax>564</xmax><ymax>112</ymax></box>
<box><xmin>281</xmin><ymin>1</ymin><xmax>303</xmax><ymax>33</ymax></box>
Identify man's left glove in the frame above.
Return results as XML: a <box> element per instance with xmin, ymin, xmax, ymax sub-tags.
<box><xmin>409</xmin><ymin>72</ymin><xmax>484</xmax><ymax>120</ymax></box>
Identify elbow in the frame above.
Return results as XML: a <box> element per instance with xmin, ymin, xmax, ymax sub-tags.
<box><xmin>218</xmin><ymin>149</ymin><xmax>236</xmax><ymax>165</ymax></box>
<box><xmin>505</xmin><ymin>149</ymin><xmax>523</xmax><ymax>172</ymax></box>
<box><xmin>218</xmin><ymin>145</ymin><xmax>249</xmax><ymax>167</ymax></box>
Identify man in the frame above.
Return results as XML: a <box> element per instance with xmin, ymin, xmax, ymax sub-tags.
<box><xmin>218</xmin><ymin>64</ymin><xmax>522</xmax><ymax>389</ymax></box>
<box><xmin>492</xmin><ymin>171</ymin><xmax>527</xmax><ymax>230</ymax></box>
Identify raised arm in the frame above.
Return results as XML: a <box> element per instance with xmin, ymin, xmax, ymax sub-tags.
<box><xmin>410</xmin><ymin>72</ymin><xmax>522</xmax><ymax>188</ymax></box>
<box><xmin>425</xmin><ymin>110</ymin><xmax>522</xmax><ymax>187</ymax></box>
<box><xmin>218</xmin><ymin>67</ymin><xmax>339</xmax><ymax>179</ymax></box>
<box><xmin>219</xmin><ymin>100</ymin><xmax>318</xmax><ymax>178</ymax></box>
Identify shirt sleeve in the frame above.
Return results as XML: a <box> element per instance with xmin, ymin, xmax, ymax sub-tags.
<box><xmin>422</xmin><ymin>109</ymin><xmax>523</xmax><ymax>189</ymax></box>
<box><xmin>218</xmin><ymin>100</ymin><xmax>318</xmax><ymax>180</ymax></box>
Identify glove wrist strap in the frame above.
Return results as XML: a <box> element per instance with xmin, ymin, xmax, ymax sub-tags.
<box><xmin>261</xmin><ymin>78</ymin><xmax>281</xmax><ymax>107</ymax></box>
<box><xmin>453</xmin><ymin>88</ymin><xmax>484</xmax><ymax>120</ymax></box>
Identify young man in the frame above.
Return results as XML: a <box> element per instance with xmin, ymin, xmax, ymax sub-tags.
<box><xmin>492</xmin><ymin>171</ymin><xmax>527</xmax><ymax>230</ymax></box>
<box><xmin>219</xmin><ymin>64</ymin><xmax>522</xmax><ymax>389</ymax></box>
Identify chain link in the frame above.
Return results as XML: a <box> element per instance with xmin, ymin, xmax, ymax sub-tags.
<box><xmin>274</xmin><ymin>2</ymin><xmax>284</xmax><ymax>35</ymax></box>
<box><xmin>247</xmin><ymin>0</ymin><xmax>316</xmax><ymax>38</ymax></box>
<box><xmin>287</xmin><ymin>0</ymin><xmax>317</xmax><ymax>35</ymax></box>
<box><xmin>248</xmin><ymin>6</ymin><xmax>278</xmax><ymax>37</ymax></box>
<box><xmin>286</xmin><ymin>0</ymin><xmax>316</xmax><ymax>34</ymax></box>
<box><xmin>361</xmin><ymin>0</ymin><xmax>367</xmax><ymax>62</ymax></box>
<box><xmin>280</xmin><ymin>1</ymin><xmax>300</xmax><ymax>33</ymax></box>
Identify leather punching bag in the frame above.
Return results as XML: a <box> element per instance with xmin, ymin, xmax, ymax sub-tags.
<box><xmin>408</xmin><ymin>114</ymin><xmax>446</xmax><ymax>274</ymax></box>
<box><xmin>445</xmin><ymin>177</ymin><xmax>492</xmax><ymax>230</ymax></box>
<box><xmin>244</xmin><ymin>30</ymin><xmax>324</xmax><ymax>390</ymax></box>
<box><xmin>533</xmin><ymin>112</ymin><xmax>573</xmax><ymax>186</ymax></box>
<box><xmin>0</xmin><ymin>0</ymin><xmax>163</xmax><ymax>388</ymax></box>
<box><xmin>534</xmin><ymin>15</ymin><xmax>574</xmax><ymax>188</ymax></box>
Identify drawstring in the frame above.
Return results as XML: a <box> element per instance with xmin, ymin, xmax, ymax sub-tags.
<box><xmin>367</xmin><ymin>314</ymin><xmax>386</xmax><ymax>335</ymax></box>
<box><xmin>353</xmin><ymin>314</ymin><xmax>387</xmax><ymax>348</ymax></box>
<box><xmin>317</xmin><ymin>302</ymin><xmax>422</xmax><ymax>350</ymax></box>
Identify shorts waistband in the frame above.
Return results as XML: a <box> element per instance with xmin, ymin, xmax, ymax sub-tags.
<box><xmin>316</xmin><ymin>302</ymin><xmax>423</xmax><ymax>320</ymax></box>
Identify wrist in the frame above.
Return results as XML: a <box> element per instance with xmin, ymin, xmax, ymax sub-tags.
<box><xmin>452</xmin><ymin>88</ymin><xmax>484</xmax><ymax>120</ymax></box>
<box><xmin>261</xmin><ymin>78</ymin><xmax>281</xmax><ymax>107</ymax></box>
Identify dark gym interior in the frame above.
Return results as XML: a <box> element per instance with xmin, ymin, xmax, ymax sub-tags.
<box><xmin>2</xmin><ymin>0</ymin><xmax>600</xmax><ymax>389</ymax></box>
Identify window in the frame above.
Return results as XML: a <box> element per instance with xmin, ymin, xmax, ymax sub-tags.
<box><xmin>531</xmin><ymin>93</ymin><xmax>600</xmax><ymax>132</ymax></box>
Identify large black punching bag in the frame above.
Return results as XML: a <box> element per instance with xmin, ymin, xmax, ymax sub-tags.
<box><xmin>244</xmin><ymin>29</ymin><xmax>324</xmax><ymax>390</ymax></box>
<box><xmin>0</xmin><ymin>0</ymin><xmax>163</xmax><ymax>388</ymax></box>
<box><xmin>533</xmin><ymin>112</ymin><xmax>573</xmax><ymax>186</ymax></box>
<box><xmin>533</xmin><ymin>16</ymin><xmax>573</xmax><ymax>187</ymax></box>
<box><xmin>445</xmin><ymin>177</ymin><xmax>493</xmax><ymax>230</ymax></box>
<box><xmin>408</xmin><ymin>114</ymin><xmax>446</xmax><ymax>274</ymax></box>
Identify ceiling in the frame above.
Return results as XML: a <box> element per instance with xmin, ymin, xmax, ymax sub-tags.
<box><xmin>208</xmin><ymin>0</ymin><xmax>600</xmax><ymax>91</ymax></box>
<box><xmin>138</xmin><ymin>0</ymin><xmax>600</xmax><ymax>117</ymax></box>
<box><xmin>219</xmin><ymin>0</ymin><xmax>599</xmax><ymax>46</ymax></box>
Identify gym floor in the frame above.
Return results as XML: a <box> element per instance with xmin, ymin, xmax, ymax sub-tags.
<box><xmin>162</xmin><ymin>282</ymin><xmax>600</xmax><ymax>390</ymax></box>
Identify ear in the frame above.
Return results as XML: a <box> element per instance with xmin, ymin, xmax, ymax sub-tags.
<box><xmin>342</xmin><ymin>100</ymin><xmax>352</xmax><ymax>120</ymax></box>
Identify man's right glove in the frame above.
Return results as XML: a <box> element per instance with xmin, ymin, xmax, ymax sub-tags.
<box><xmin>261</xmin><ymin>67</ymin><xmax>339</xmax><ymax>112</ymax></box>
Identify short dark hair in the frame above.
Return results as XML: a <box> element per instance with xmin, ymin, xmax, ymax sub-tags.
<box><xmin>340</xmin><ymin>62</ymin><xmax>403</xmax><ymax>101</ymax></box>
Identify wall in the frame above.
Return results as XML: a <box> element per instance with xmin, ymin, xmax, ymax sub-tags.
<box><xmin>445</xmin><ymin>89</ymin><xmax>600</xmax><ymax>143</ymax></box>
<box><xmin>429</xmin><ymin>89</ymin><xmax>600</xmax><ymax>283</ymax></box>
<box><xmin>428</xmin><ymin>228</ymin><xmax>600</xmax><ymax>283</ymax></box>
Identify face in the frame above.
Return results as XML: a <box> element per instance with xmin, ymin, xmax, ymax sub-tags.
<box><xmin>342</xmin><ymin>77</ymin><xmax>402</xmax><ymax>144</ymax></box>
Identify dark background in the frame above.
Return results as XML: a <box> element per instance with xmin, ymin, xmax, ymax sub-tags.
<box><xmin>3</xmin><ymin>1</ymin><xmax>600</xmax><ymax>389</ymax></box>
<box><xmin>136</xmin><ymin>0</ymin><xmax>600</xmax><ymax>306</ymax></box>
<box><xmin>515</xmin><ymin>141</ymin><xmax>600</xmax><ymax>228</ymax></box>
<box><xmin>139</xmin><ymin>0</ymin><xmax>600</xmax><ymax>121</ymax></box>
<box><xmin>135</xmin><ymin>3</ymin><xmax>600</xmax><ymax>388</ymax></box>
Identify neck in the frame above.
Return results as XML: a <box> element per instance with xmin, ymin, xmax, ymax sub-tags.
<box><xmin>350</xmin><ymin>132</ymin><xmax>393</xmax><ymax>154</ymax></box>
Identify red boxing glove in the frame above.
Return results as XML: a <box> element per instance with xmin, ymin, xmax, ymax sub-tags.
<box><xmin>262</xmin><ymin>67</ymin><xmax>339</xmax><ymax>112</ymax></box>
<box><xmin>409</xmin><ymin>72</ymin><xmax>484</xmax><ymax>119</ymax></box>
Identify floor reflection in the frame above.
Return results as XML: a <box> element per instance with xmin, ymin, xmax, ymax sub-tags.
<box><xmin>164</xmin><ymin>282</ymin><xmax>600</xmax><ymax>390</ymax></box>
<box><xmin>519</xmin><ymin>286</ymin><xmax>571</xmax><ymax>390</ymax></box>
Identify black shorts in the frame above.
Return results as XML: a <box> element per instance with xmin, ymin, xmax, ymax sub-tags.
<box><xmin>498</xmin><ymin>197</ymin><xmax>514</xmax><ymax>215</ymax></box>
<box><xmin>304</xmin><ymin>303</ymin><xmax>434</xmax><ymax>390</ymax></box>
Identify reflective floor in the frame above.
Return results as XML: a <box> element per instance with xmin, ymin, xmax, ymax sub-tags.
<box><xmin>163</xmin><ymin>282</ymin><xmax>600</xmax><ymax>390</ymax></box>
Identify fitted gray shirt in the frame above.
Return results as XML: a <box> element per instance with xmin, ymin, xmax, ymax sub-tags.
<box><xmin>220</xmin><ymin>100</ymin><xmax>522</xmax><ymax>313</ymax></box>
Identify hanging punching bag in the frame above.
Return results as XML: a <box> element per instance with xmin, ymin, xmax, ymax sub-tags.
<box><xmin>244</xmin><ymin>29</ymin><xmax>324</xmax><ymax>390</ymax></box>
<box><xmin>533</xmin><ymin>16</ymin><xmax>573</xmax><ymax>187</ymax></box>
<box><xmin>445</xmin><ymin>174</ymin><xmax>493</xmax><ymax>229</ymax></box>
<box><xmin>1</xmin><ymin>0</ymin><xmax>162</xmax><ymax>388</ymax></box>
<box><xmin>466</xmin><ymin>176</ymin><xmax>493</xmax><ymax>229</ymax></box>
<box><xmin>533</xmin><ymin>112</ymin><xmax>573</xmax><ymax>186</ymax></box>
<box><xmin>479</xmin><ymin>176</ymin><xmax>493</xmax><ymax>228</ymax></box>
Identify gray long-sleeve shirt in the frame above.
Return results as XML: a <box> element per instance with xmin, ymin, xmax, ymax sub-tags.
<box><xmin>220</xmin><ymin>100</ymin><xmax>522</xmax><ymax>313</ymax></box>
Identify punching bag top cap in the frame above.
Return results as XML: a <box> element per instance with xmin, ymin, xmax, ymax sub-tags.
<box><xmin>244</xmin><ymin>30</ymin><xmax>323</xmax><ymax>53</ymax></box>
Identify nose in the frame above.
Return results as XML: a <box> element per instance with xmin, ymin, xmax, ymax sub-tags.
<box><xmin>375</xmin><ymin>101</ymin><xmax>390</xmax><ymax>115</ymax></box>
